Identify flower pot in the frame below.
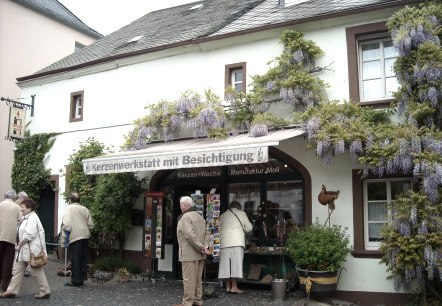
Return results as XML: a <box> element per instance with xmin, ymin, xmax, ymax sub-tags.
<box><xmin>271</xmin><ymin>279</ymin><xmax>288</xmax><ymax>301</ymax></box>
<box><xmin>117</xmin><ymin>275</ymin><xmax>129</xmax><ymax>282</ymax></box>
<box><xmin>297</xmin><ymin>268</ymin><xmax>338</xmax><ymax>296</ymax></box>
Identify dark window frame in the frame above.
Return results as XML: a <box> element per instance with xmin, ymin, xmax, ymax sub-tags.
<box><xmin>69</xmin><ymin>90</ymin><xmax>84</xmax><ymax>122</ymax></box>
<box><xmin>225</xmin><ymin>62</ymin><xmax>247</xmax><ymax>94</ymax></box>
<box><xmin>346</xmin><ymin>21</ymin><xmax>394</xmax><ymax>108</ymax></box>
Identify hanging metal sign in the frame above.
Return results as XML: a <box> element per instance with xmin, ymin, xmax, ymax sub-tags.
<box><xmin>8</xmin><ymin>106</ymin><xmax>26</xmax><ymax>140</ymax></box>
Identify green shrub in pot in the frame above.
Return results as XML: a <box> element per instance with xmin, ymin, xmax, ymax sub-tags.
<box><xmin>286</xmin><ymin>220</ymin><xmax>350</xmax><ymax>272</ymax></box>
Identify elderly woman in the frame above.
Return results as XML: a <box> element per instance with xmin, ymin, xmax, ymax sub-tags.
<box><xmin>0</xmin><ymin>198</ymin><xmax>50</xmax><ymax>299</ymax></box>
<box><xmin>218</xmin><ymin>200</ymin><xmax>253</xmax><ymax>294</ymax></box>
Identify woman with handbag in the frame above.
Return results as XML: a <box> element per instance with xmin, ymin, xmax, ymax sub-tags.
<box><xmin>218</xmin><ymin>200</ymin><xmax>253</xmax><ymax>294</ymax></box>
<box><xmin>0</xmin><ymin>198</ymin><xmax>50</xmax><ymax>299</ymax></box>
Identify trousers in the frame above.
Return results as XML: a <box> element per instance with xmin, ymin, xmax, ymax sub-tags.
<box><xmin>181</xmin><ymin>260</ymin><xmax>204</xmax><ymax>306</ymax></box>
<box><xmin>6</xmin><ymin>260</ymin><xmax>50</xmax><ymax>295</ymax></box>
<box><xmin>0</xmin><ymin>241</ymin><xmax>15</xmax><ymax>291</ymax></box>
<box><xmin>69</xmin><ymin>239</ymin><xmax>89</xmax><ymax>285</ymax></box>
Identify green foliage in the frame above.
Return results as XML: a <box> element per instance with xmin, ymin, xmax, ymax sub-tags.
<box><xmin>286</xmin><ymin>220</ymin><xmax>350</xmax><ymax>272</ymax></box>
<box><xmin>91</xmin><ymin>172</ymin><xmax>146</xmax><ymax>252</ymax></box>
<box><xmin>12</xmin><ymin>133</ymin><xmax>58</xmax><ymax>202</ymax></box>
<box><xmin>63</xmin><ymin>137</ymin><xmax>105</xmax><ymax>208</ymax></box>
<box><xmin>64</xmin><ymin>138</ymin><xmax>146</xmax><ymax>256</ymax></box>
<box><xmin>93</xmin><ymin>256</ymin><xmax>140</xmax><ymax>274</ymax></box>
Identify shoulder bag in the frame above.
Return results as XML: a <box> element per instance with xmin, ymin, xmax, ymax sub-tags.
<box><xmin>228</xmin><ymin>208</ymin><xmax>251</xmax><ymax>247</ymax></box>
<box><xmin>29</xmin><ymin>221</ymin><xmax>48</xmax><ymax>268</ymax></box>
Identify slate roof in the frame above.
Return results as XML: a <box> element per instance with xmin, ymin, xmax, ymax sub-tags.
<box><xmin>211</xmin><ymin>0</ymin><xmax>420</xmax><ymax>36</ymax></box>
<box><xmin>18</xmin><ymin>0</ymin><xmax>420</xmax><ymax>81</ymax></box>
<box><xmin>13</xmin><ymin>0</ymin><xmax>103</xmax><ymax>39</ymax></box>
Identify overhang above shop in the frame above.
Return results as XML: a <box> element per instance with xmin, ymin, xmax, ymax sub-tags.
<box><xmin>82</xmin><ymin>128</ymin><xmax>305</xmax><ymax>175</ymax></box>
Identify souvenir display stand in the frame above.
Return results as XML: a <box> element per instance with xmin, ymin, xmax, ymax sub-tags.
<box><xmin>144</xmin><ymin>191</ymin><xmax>165</xmax><ymax>281</ymax></box>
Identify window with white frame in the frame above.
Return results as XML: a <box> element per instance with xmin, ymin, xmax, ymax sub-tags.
<box><xmin>231</xmin><ymin>69</ymin><xmax>243</xmax><ymax>92</ymax></box>
<box><xmin>364</xmin><ymin>178</ymin><xmax>412</xmax><ymax>250</ymax></box>
<box><xmin>225</xmin><ymin>62</ymin><xmax>246</xmax><ymax>94</ymax></box>
<box><xmin>346</xmin><ymin>21</ymin><xmax>399</xmax><ymax>106</ymax></box>
<box><xmin>359</xmin><ymin>37</ymin><xmax>398</xmax><ymax>102</ymax></box>
<box><xmin>69</xmin><ymin>91</ymin><xmax>84</xmax><ymax>122</ymax></box>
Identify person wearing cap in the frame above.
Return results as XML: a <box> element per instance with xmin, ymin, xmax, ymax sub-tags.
<box><xmin>0</xmin><ymin>190</ymin><xmax>21</xmax><ymax>292</ymax></box>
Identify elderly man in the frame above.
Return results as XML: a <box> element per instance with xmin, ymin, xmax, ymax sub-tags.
<box><xmin>175</xmin><ymin>196</ymin><xmax>210</xmax><ymax>306</ymax></box>
<box><xmin>0</xmin><ymin>190</ymin><xmax>21</xmax><ymax>292</ymax></box>
<box><xmin>62</xmin><ymin>192</ymin><xmax>94</xmax><ymax>287</ymax></box>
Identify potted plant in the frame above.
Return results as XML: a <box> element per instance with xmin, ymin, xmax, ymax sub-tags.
<box><xmin>117</xmin><ymin>267</ymin><xmax>130</xmax><ymax>282</ymax></box>
<box><xmin>286</xmin><ymin>220</ymin><xmax>350</xmax><ymax>296</ymax></box>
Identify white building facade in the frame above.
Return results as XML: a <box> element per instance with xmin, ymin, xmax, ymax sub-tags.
<box><xmin>16</xmin><ymin>1</ymin><xmax>422</xmax><ymax>304</ymax></box>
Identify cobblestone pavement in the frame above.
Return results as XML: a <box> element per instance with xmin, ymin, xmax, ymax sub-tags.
<box><xmin>0</xmin><ymin>253</ymin><xmax>355</xmax><ymax>306</ymax></box>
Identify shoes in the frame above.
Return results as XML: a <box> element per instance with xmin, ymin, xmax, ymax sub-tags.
<box><xmin>0</xmin><ymin>292</ymin><xmax>16</xmax><ymax>298</ymax></box>
<box><xmin>230</xmin><ymin>290</ymin><xmax>244</xmax><ymax>294</ymax></box>
<box><xmin>35</xmin><ymin>293</ymin><xmax>50</xmax><ymax>299</ymax></box>
<box><xmin>66</xmin><ymin>282</ymin><xmax>83</xmax><ymax>287</ymax></box>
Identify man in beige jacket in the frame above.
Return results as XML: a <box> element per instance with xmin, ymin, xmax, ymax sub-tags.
<box><xmin>62</xmin><ymin>192</ymin><xmax>94</xmax><ymax>287</ymax></box>
<box><xmin>0</xmin><ymin>191</ymin><xmax>21</xmax><ymax>291</ymax></box>
<box><xmin>175</xmin><ymin>196</ymin><xmax>209</xmax><ymax>306</ymax></box>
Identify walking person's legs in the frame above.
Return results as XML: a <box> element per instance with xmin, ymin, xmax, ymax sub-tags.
<box><xmin>0</xmin><ymin>242</ymin><xmax>16</xmax><ymax>292</ymax></box>
<box><xmin>31</xmin><ymin>266</ymin><xmax>50</xmax><ymax>298</ymax></box>
<box><xmin>1</xmin><ymin>260</ymin><xmax>26</xmax><ymax>296</ymax></box>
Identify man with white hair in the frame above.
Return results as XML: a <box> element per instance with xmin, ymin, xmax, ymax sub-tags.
<box><xmin>0</xmin><ymin>191</ymin><xmax>21</xmax><ymax>291</ymax></box>
<box><xmin>174</xmin><ymin>196</ymin><xmax>210</xmax><ymax>306</ymax></box>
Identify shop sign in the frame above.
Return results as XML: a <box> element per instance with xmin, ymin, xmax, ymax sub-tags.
<box><xmin>83</xmin><ymin>146</ymin><xmax>268</xmax><ymax>175</ymax></box>
<box><xmin>8</xmin><ymin>106</ymin><xmax>26</xmax><ymax>139</ymax></box>
<box><xmin>230</xmin><ymin>166</ymin><xmax>281</xmax><ymax>176</ymax></box>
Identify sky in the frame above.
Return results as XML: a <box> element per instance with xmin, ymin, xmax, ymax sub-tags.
<box><xmin>59</xmin><ymin>0</ymin><xmax>198</xmax><ymax>36</ymax></box>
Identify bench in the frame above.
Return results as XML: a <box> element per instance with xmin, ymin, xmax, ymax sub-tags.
<box><xmin>45</xmin><ymin>234</ymin><xmax>60</xmax><ymax>259</ymax></box>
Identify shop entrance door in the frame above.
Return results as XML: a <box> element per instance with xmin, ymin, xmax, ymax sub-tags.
<box><xmin>173</xmin><ymin>185</ymin><xmax>222</xmax><ymax>280</ymax></box>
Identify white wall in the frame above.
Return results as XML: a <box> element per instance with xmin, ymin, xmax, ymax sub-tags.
<box><xmin>19</xmin><ymin>9</ymin><xmax>402</xmax><ymax>293</ymax></box>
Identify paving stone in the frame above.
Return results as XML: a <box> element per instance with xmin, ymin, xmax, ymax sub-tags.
<box><xmin>0</xmin><ymin>253</ymin><xmax>355</xmax><ymax>306</ymax></box>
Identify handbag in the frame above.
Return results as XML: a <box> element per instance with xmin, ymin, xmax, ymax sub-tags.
<box><xmin>228</xmin><ymin>208</ymin><xmax>251</xmax><ymax>247</ymax></box>
<box><xmin>29</xmin><ymin>222</ymin><xmax>48</xmax><ymax>268</ymax></box>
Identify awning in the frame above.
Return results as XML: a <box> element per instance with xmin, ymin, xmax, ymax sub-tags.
<box><xmin>82</xmin><ymin>128</ymin><xmax>305</xmax><ymax>175</ymax></box>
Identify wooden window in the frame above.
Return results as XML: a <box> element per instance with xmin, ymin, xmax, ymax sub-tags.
<box><xmin>352</xmin><ymin>170</ymin><xmax>412</xmax><ymax>258</ymax></box>
<box><xmin>69</xmin><ymin>91</ymin><xmax>84</xmax><ymax>122</ymax></box>
<box><xmin>346</xmin><ymin>22</ymin><xmax>398</xmax><ymax>107</ymax></box>
<box><xmin>225</xmin><ymin>62</ymin><xmax>246</xmax><ymax>94</ymax></box>
<box><xmin>364</xmin><ymin>178</ymin><xmax>412</xmax><ymax>250</ymax></box>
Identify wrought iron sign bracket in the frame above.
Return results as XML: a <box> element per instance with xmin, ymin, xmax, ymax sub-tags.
<box><xmin>1</xmin><ymin>95</ymin><xmax>35</xmax><ymax>116</ymax></box>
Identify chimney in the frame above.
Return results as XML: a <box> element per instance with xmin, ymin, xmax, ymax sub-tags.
<box><xmin>278</xmin><ymin>0</ymin><xmax>285</xmax><ymax>7</ymax></box>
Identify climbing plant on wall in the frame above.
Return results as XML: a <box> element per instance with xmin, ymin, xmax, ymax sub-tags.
<box><xmin>11</xmin><ymin>132</ymin><xmax>58</xmax><ymax>203</ymax></box>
